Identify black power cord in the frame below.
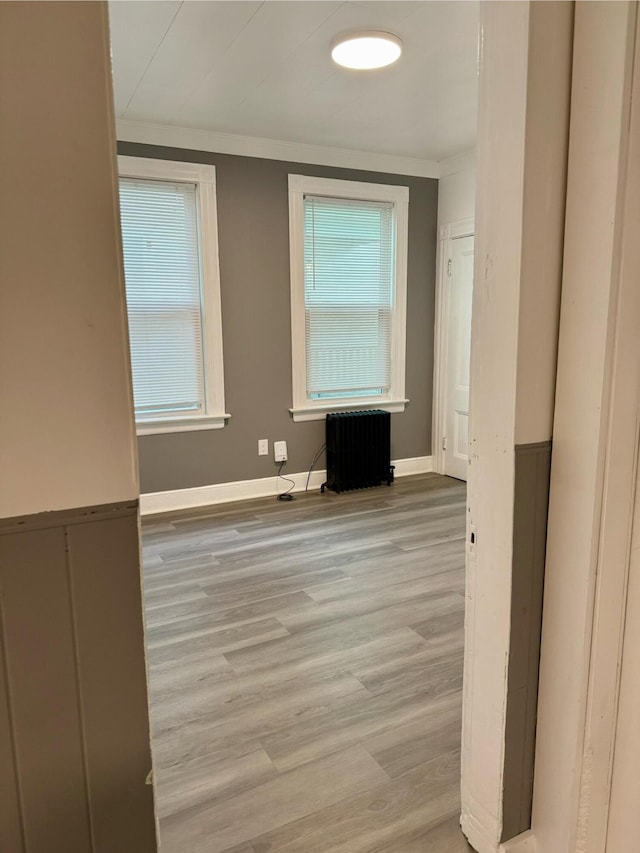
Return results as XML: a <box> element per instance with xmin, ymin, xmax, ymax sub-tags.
<box><xmin>276</xmin><ymin>460</ymin><xmax>295</xmax><ymax>502</ymax></box>
<box><xmin>305</xmin><ymin>442</ymin><xmax>326</xmax><ymax>491</ymax></box>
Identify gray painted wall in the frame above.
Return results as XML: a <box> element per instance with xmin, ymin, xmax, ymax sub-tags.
<box><xmin>502</xmin><ymin>440</ymin><xmax>552</xmax><ymax>841</ymax></box>
<box><xmin>118</xmin><ymin>143</ymin><xmax>438</xmax><ymax>494</ymax></box>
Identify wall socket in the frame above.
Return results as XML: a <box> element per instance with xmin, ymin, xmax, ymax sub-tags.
<box><xmin>274</xmin><ymin>440</ymin><xmax>288</xmax><ymax>462</ymax></box>
<box><xmin>258</xmin><ymin>439</ymin><xmax>269</xmax><ymax>456</ymax></box>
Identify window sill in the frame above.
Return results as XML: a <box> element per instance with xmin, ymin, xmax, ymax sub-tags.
<box><xmin>289</xmin><ymin>400</ymin><xmax>408</xmax><ymax>423</ymax></box>
<box><xmin>136</xmin><ymin>413</ymin><xmax>231</xmax><ymax>436</ymax></box>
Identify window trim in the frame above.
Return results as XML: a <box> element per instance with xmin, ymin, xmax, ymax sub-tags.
<box><xmin>287</xmin><ymin>174</ymin><xmax>409</xmax><ymax>422</ymax></box>
<box><xmin>118</xmin><ymin>156</ymin><xmax>229</xmax><ymax>435</ymax></box>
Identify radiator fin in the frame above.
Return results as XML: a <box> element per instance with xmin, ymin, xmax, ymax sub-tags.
<box><xmin>323</xmin><ymin>410</ymin><xmax>393</xmax><ymax>493</ymax></box>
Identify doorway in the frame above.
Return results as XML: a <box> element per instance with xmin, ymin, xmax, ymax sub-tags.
<box><xmin>434</xmin><ymin>221</ymin><xmax>475</xmax><ymax>482</ymax></box>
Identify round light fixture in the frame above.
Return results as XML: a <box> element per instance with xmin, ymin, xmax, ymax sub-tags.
<box><xmin>331</xmin><ymin>31</ymin><xmax>402</xmax><ymax>70</ymax></box>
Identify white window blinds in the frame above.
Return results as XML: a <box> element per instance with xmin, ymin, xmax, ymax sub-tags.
<box><xmin>303</xmin><ymin>195</ymin><xmax>394</xmax><ymax>399</ymax></box>
<box><xmin>119</xmin><ymin>178</ymin><xmax>206</xmax><ymax>420</ymax></box>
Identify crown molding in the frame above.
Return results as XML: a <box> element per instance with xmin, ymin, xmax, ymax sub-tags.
<box><xmin>116</xmin><ymin>119</ymin><xmax>446</xmax><ymax>179</ymax></box>
<box><xmin>438</xmin><ymin>147</ymin><xmax>476</xmax><ymax>177</ymax></box>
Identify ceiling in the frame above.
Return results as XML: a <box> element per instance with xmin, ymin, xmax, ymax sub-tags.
<box><xmin>108</xmin><ymin>1</ymin><xmax>479</xmax><ymax>165</ymax></box>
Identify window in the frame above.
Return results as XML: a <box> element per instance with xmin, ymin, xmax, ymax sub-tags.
<box><xmin>117</xmin><ymin>157</ymin><xmax>227</xmax><ymax>435</ymax></box>
<box><xmin>288</xmin><ymin>174</ymin><xmax>409</xmax><ymax>421</ymax></box>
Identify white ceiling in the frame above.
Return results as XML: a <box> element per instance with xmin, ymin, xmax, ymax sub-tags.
<box><xmin>108</xmin><ymin>1</ymin><xmax>479</xmax><ymax>164</ymax></box>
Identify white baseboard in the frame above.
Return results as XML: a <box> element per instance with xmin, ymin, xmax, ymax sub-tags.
<box><xmin>461</xmin><ymin>810</ymin><xmax>502</xmax><ymax>853</ymax></box>
<box><xmin>140</xmin><ymin>455</ymin><xmax>433</xmax><ymax>516</ymax></box>
<box><xmin>390</xmin><ymin>456</ymin><xmax>433</xmax><ymax>478</ymax></box>
<box><xmin>461</xmin><ymin>798</ymin><xmax>535</xmax><ymax>853</ymax></box>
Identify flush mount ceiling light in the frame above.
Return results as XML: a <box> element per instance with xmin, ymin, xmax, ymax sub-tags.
<box><xmin>331</xmin><ymin>31</ymin><xmax>403</xmax><ymax>70</ymax></box>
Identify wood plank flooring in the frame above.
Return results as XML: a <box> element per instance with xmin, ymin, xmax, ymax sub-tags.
<box><xmin>141</xmin><ymin>473</ymin><xmax>471</xmax><ymax>852</ymax></box>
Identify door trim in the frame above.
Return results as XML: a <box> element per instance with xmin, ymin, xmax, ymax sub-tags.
<box><xmin>432</xmin><ymin>217</ymin><xmax>474</xmax><ymax>475</ymax></box>
<box><xmin>531</xmin><ymin>4</ymin><xmax>640</xmax><ymax>850</ymax></box>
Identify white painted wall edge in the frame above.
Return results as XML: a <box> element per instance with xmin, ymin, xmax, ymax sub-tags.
<box><xmin>462</xmin><ymin>809</ymin><xmax>534</xmax><ymax>853</ymax></box>
<box><xmin>500</xmin><ymin>831</ymin><xmax>535</xmax><ymax>853</ymax></box>
<box><xmin>116</xmin><ymin>119</ymin><xmax>446</xmax><ymax>179</ymax></box>
<box><xmin>140</xmin><ymin>456</ymin><xmax>433</xmax><ymax>515</ymax></box>
<box><xmin>438</xmin><ymin>147</ymin><xmax>476</xmax><ymax>177</ymax></box>
<box><xmin>461</xmin><ymin>806</ymin><xmax>501</xmax><ymax>853</ymax></box>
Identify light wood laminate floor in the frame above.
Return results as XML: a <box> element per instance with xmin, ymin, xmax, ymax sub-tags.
<box><xmin>142</xmin><ymin>473</ymin><xmax>471</xmax><ymax>852</ymax></box>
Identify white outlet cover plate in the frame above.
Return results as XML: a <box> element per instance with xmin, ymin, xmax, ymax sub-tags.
<box><xmin>274</xmin><ymin>441</ymin><xmax>288</xmax><ymax>462</ymax></box>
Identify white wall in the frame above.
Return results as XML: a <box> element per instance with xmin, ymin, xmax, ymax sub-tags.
<box><xmin>0</xmin><ymin>2</ymin><xmax>139</xmax><ymax>518</ymax></box>
<box><xmin>438</xmin><ymin>165</ymin><xmax>476</xmax><ymax>227</ymax></box>
<box><xmin>608</xmin><ymin>456</ymin><xmax>640</xmax><ymax>848</ymax></box>
<box><xmin>604</xmin><ymin>19</ymin><xmax>640</xmax><ymax>846</ymax></box>
<box><xmin>514</xmin><ymin>5</ymin><xmax>572</xmax><ymax>446</ymax></box>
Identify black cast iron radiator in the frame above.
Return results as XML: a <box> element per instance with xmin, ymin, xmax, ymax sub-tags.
<box><xmin>321</xmin><ymin>410</ymin><xmax>394</xmax><ymax>494</ymax></box>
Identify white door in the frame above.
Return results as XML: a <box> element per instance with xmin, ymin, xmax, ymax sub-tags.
<box><xmin>443</xmin><ymin>234</ymin><xmax>474</xmax><ymax>481</ymax></box>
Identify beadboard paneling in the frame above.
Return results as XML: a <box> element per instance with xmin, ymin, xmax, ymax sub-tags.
<box><xmin>0</xmin><ymin>503</ymin><xmax>156</xmax><ymax>853</ymax></box>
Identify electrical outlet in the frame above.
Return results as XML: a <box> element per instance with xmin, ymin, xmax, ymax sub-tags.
<box><xmin>274</xmin><ymin>440</ymin><xmax>288</xmax><ymax>462</ymax></box>
<box><xmin>258</xmin><ymin>439</ymin><xmax>268</xmax><ymax>456</ymax></box>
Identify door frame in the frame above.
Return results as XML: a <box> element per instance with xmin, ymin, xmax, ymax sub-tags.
<box><xmin>432</xmin><ymin>216</ymin><xmax>474</xmax><ymax>475</ymax></box>
<box><xmin>460</xmin><ymin>1</ymin><xmax>574</xmax><ymax>848</ymax></box>
<box><xmin>532</xmin><ymin>4</ymin><xmax>640</xmax><ymax>850</ymax></box>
